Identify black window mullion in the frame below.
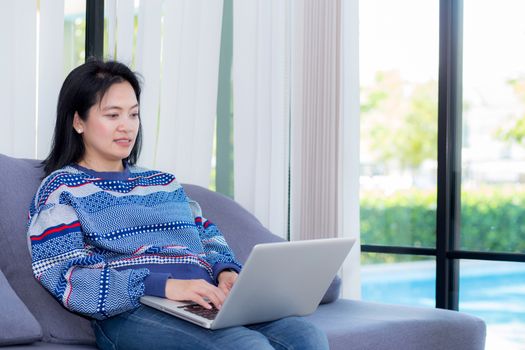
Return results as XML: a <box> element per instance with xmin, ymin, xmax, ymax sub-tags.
<box><xmin>361</xmin><ymin>245</ymin><xmax>436</xmax><ymax>256</ymax></box>
<box><xmin>435</xmin><ymin>0</ymin><xmax>463</xmax><ymax>311</ymax></box>
<box><xmin>85</xmin><ymin>0</ymin><xmax>104</xmax><ymax>60</ymax></box>
<box><xmin>362</xmin><ymin>244</ymin><xmax>525</xmax><ymax>263</ymax></box>
<box><xmin>448</xmin><ymin>250</ymin><xmax>525</xmax><ymax>263</ymax></box>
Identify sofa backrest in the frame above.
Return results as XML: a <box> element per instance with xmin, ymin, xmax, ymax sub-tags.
<box><xmin>0</xmin><ymin>153</ymin><xmax>340</xmax><ymax>345</ymax></box>
<box><xmin>0</xmin><ymin>154</ymin><xmax>96</xmax><ymax>344</ymax></box>
<box><xmin>183</xmin><ymin>184</ymin><xmax>284</xmax><ymax>262</ymax></box>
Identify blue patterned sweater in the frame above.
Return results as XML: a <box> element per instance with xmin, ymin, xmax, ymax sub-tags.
<box><xmin>27</xmin><ymin>163</ymin><xmax>242</xmax><ymax>320</ymax></box>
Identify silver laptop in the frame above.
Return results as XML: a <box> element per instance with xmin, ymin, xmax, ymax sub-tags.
<box><xmin>140</xmin><ymin>238</ymin><xmax>355</xmax><ymax>329</ymax></box>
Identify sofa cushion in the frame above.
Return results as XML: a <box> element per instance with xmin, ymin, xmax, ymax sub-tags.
<box><xmin>184</xmin><ymin>184</ymin><xmax>342</xmax><ymax>304</ymax></box>
<box><xmin>0</xmin><ymin>269</ymin><xmax>42</xmax><ymax>346</ymax></box>
<box><xmin>305</xmin><ymin>299</ymin><xmax>486</xmax><ymax>350</ymax></box>
<box><xmin>0</xmin><ymin>154</ymin><xmax>96</xmax><ymax>345</ymax></box>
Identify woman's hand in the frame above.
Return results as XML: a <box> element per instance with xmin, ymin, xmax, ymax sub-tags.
<box><xmin>217</xmin><ymin>270</ymin><xmax>238</xmax><ymax>296</ymax></box>
<box><xmin>165</xmin><ymin>279</ymin><xmax>227</xmax><ymax>310</ymax></box>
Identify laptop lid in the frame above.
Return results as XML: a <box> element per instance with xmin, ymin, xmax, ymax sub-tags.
<box><xmin>140</xmin><ymin>237</ymin><xmax>355</xmax><ymax>329</ymax></box>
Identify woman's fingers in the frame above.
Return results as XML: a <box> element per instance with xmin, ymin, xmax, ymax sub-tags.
<box><xmin>195</xmin><ymin>284</ymin><xmax>225</xmax><ymax>310</ymax></box>
<box><xmin>166</xmin><ymin>279</ymin><xmax>227</xmax><ymax>309</ymax></box>
<box><xmin>191</xmin><ymin>293</ymin><xmax>214</xmax><ymax>310</ymax></box>
<box><xmin>217</xmin><ymin>271</ymin><xmax>238</xmax><ymax>295</ymax></box>
<box><xmin>218</xmin><ymin>284</ymin><xmax>230</xmax><ymax>296</ymax></box>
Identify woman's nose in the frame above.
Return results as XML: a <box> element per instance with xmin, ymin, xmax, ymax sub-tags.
<box><xmin>116</xmin><ymin>120</ymin><xmax>128</xmax><ymax>132</ymax></box>
<box><xmin>117</xmin><ymin>116</ymin><xmax>137</xmax><ymax>132</ymax></box>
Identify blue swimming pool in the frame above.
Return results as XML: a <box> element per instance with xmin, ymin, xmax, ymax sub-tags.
<box><xmin>361</xmin><ymin>260</ymin><xmax>525</xmax><ymax>348</ymax></box>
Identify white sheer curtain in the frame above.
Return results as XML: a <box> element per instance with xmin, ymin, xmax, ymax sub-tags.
<box><xmin>290</xmin><ymin>0</ymin><xmax>361</xmax><ymax>299</ymax></box>
<box><xmin>290</xmin><ymin>0</ymin><xmax>341</xmax><ymax>242</ymax></box>
<box><xmin>37</xmin><ymin>1</ymin><xmax>65</xmax><ymax>160</ymax></box>
<box><xmin>134</xmin><ymin>0</ymin><xmax>163</xmax><ymax>170</ymax></box>
<box><xmin>233</xmin><ymin>0</ymin><xmax>361</xmax><ymax>297</ymax></box>
<box><xmin>105</xmin><ymin>0</ymin><xmax>135</xmax><ymax>65</ymax></box>
<box><xmin>0</xmin><ymin>0</ymin><xmax>62</xmax><ymax>160</ymax></box>
<box><xmin>340</xmin><ymin>0</ymin><xmax>361</xmax><ymax>299</ymax></box>
<box><xmin>233</xmin><ymin>0</ymin><xmax>291</xmax><ymax>238</ymax></box>
<box><xmin>104</xmin><ymin>0</ymin><xmax>224</xmax><ymax>187</ymax></box>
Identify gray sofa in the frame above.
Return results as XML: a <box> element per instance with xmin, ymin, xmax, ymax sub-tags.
<box><xmin>0</xmin><ymin>153</ymin><xmax>486</xmax><ymax>349</ymax></box>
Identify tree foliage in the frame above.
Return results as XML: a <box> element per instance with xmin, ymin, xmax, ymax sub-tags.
<box><xmin>496</xmin><ymin>77</ymin><xmax>525</xmax><ymax>145</ymax></box>
<box><xmin>361</xmin><ymin>71</ymin><xmax>438</xmax><ymax>171</ymax></box>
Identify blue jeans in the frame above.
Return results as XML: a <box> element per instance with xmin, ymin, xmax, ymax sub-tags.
<box><xmin>92</xmin><ymin>305</ymin><xmax>329</xmax><ymax>350</ymax></box>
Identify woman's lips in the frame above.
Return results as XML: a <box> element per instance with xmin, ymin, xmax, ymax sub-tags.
<box><xmin>114</xmin><ymin>138</ymin><xmax>132</xmax><ymax>146</ymax></box>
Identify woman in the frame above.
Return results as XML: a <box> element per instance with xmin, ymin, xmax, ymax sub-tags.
<box><xmin>27</xmin><ymin>59</ymin><xmax>329</xmax><ymax>350</ymax></box>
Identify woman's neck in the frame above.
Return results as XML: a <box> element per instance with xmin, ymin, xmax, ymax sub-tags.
<box><xmin>77</xmin><ymin>158</ymin><xmax>124</xmax><ymax>172</ymax></box>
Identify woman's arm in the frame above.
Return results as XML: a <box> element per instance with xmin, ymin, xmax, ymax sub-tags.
<box><xmin>28</xmin><ymin>201</ymin><xmax>149</xmax><ymax>320</ymax></box>
<box><xmin>187</xmin><ymin>199</ymin><xmax>243</xmax><ymax>283</ymax></box>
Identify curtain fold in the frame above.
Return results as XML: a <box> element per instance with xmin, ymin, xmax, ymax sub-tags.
<box><xmin>290</xmin><ymin>0</ymin><xmax>361</xmax><ymax>298</ymax></box>
<box><xmin>0</xmin><ymin>0</ymin><xmax>38</xmax><ymax>158</ymax></box>
<box><xmin>135</xmin><ymin>0</ymin><xmax>162</xmax><ymax>169</ymax></box>
<box><xmin>37</xmin><ymin>0</ymin><xmax>65</xmax><ymax>159</ymax></box>
<box><xmin>105</xmin><ymin>0</ymin><xmax>135</xmax><ymax>65</ymax></box>
<box><xmin>340</xmin><ymin>0</ymin><xmax>361</xmax><ymax>299</ymax></box>
<box><xmin>0</xmin><ymin>0</ymin><xmax>65</xmax><ymax>160</ymax></box>
<box><xmin>154</xmin><ymin>0</ymin><xmax>223</xmax><ymax>187</ymax></box>
<box><xmin>233</xmin><ymin>0</ymin><xmax>290</xmax><ymax>238</ymax></box>
<box><xmin>290</xmin><ymin>0</ymin><xmax>341</xmax><ymax>241</ymax></box>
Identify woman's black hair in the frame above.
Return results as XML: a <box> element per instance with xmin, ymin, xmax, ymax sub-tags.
<box><xmin>42</xmin><ymin>59</ymin><xmax>142</xmax><ymax>177</ymax></box>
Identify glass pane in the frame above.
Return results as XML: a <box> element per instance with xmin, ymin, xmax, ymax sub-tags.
<box><xmin>461</xmin><ymin>1</ymin><xmax>525</xmax><ymax>253</ymax></box>
<box><xmin>361</xmin><ymin>253</ymin><xmax>435</xmax><ymax>308</ymax></box>
<box><xmin>359</xmin><ymin>0</ymin><xmax>439</xmax><ymax>247</ymax></box>
<box><xmin>64</xmin><ymin>0</ymin><xmax>86</xmax><ymax>74</ymax></box>
<box><xmin>459</xmin><ymin>260</ymin><xmax>525</xmax><ymax>349</ymax></box>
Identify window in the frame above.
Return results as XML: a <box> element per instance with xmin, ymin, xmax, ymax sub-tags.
<box><xmin>359</xmin><ymin>1</ymin><xmax>525</xmax><ymax>348</ymax></box>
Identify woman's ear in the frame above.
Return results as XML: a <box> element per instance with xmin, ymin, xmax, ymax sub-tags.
<box><xmin>73</xmin><ymin>112</ymin><xmax>84</xmax><ymax>134</ymax></box>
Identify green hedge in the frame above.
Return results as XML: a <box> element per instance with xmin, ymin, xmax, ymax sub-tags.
<box><xmin>361</xmin><ymin>187</ymin><xmax>525</xmax><ymax>263</ymax></box>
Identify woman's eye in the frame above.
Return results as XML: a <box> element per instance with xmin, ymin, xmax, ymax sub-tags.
<box><xmin>105</xmin><ymin>114</ymin><xmax>119</xmax><ymax>118</ymax></box>
<box><xmin>131</xmin><ymin>112</ymin><xmax>140</xmax><ymax>118</ymax></box>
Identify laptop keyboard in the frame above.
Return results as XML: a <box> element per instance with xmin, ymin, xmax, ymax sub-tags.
<box><xmin>178</xmin><ymin>303</ymin><xmax>219</xmax><ymax>320</ymax></box>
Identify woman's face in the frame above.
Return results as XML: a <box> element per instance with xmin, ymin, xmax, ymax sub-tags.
<box><xmin>74</xmin><ymin>81</ymin><xmax>140</xmax><ymax>171</ymax></box>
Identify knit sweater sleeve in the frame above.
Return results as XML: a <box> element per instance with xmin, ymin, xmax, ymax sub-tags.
<box><xmin>27</xmin><ymin>189</ymin><xmax>149</xmax><ymax>320</ymax></box>
<box><xmin>188</xmin><ymin>199</ymin><xmax>242</xmax><ymax>283</ymax></box>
